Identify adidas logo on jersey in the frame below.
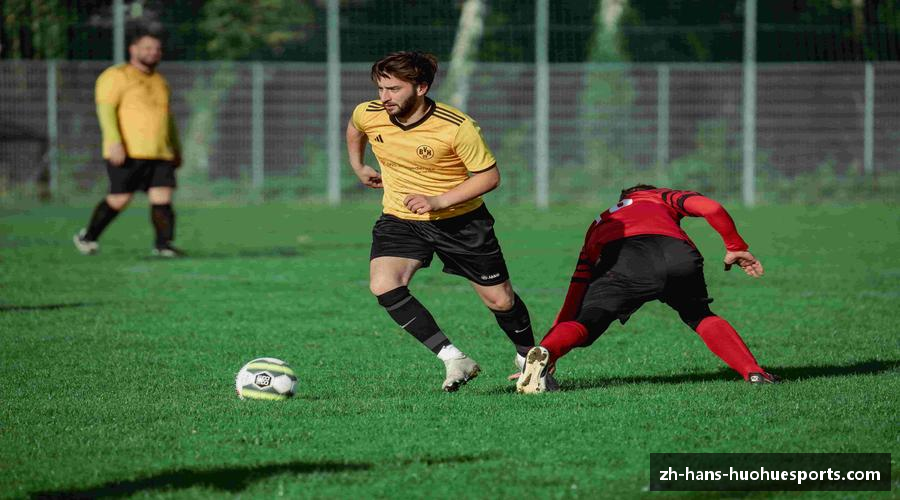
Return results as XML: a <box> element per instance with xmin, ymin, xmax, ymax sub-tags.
<box><xmin>374</xmin><ymin>134</ymin><xmax>384</xmax><ymax>143</ymax></box>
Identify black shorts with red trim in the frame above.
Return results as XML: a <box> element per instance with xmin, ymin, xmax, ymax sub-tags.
<box><xmin>370</xmin><ymin>203</ymin><xmax>510</xmax><ymax>286</ymax></box>
<box><xmin>106</xmin><ymin>158</ymin><xmax>177</xmax><ymax>194</ymax></box>
<box><xmin>580</xmin><ymin>235</ymin><xmax>713</xmax><ymax>324</ymax></box>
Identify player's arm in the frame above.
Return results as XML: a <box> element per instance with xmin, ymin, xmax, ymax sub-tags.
<box><xmin>405</xmin><ymin>118</ymin><xmax>497</xmax><ymax>214</ymax></box>
<box><xmin>345</xmin><ymin>119</ymin><xmax>382</xmax><ymax>189</ymax></box>
<box><xmin>167</xmin><ymin>114</ymin><xmax>181</xmax><ymax>167</ymax></box>
<box><xmin>96</xmin><ymin>103</ymin><xmax>126</xmax><ymax>166</ymax></box>
<box><xmin>404</xmin><ymin>165</ymin><xmax>499</xmax><ymax>215</ymax></box>
<box><xmin>680</xmin><ymin>194</ymin><xmax>764</xmax><ymax>278</ymax></box>
<box><xmin>95</xmin><ymin>69</ymin><xmax>127</xmax><ymax>166</ymax></box>
<box><xmin>553</xmin><ymin>223</ymin><xmax>600</xmax><ymax>326</ymax></box>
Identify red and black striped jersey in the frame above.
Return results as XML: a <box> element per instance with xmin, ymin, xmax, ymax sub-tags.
<box><xmin>554</xmin><ymin>188</ymin><xmax>749</xmax><ymax>325</ymax></box>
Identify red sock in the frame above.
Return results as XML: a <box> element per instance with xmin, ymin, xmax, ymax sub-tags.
<box><xmin>695</xmin><ymin>316</ymin><xmax>764</xmax><ymax>380</ymax></box>
<box><xmin>540</xmin><ymin>321</ymin><xmax>589</xmax><ymax>363</ymax></box>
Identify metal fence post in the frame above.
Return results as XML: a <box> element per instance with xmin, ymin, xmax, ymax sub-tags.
<box><xmin>113</xmin><ymin>0</ymin><xmax>125</xmax><ymax>63</ymax></box>
<box><xmin>47</xmin><ymin>60</ymin><xmax>59</xmax><ymax>199</ymax></box>
<box><xmin>251</xmin><ymin>62</ymin><xmax>265</xmax><ymax>198</ymax></box>
<box><xmin>864</xmin><ymin>62</ymin><xmax>874</xmax><ymax>176</ymax></box>
<box><xmin>656</xmin><ymin>64</ymin><xmax>670</xmax><ymax>177</ymax></box>
<box><xmin>327</xmin><ymin>0</ymin><xmax>341</xmax><ymax>205</ymax></box>
<box><xmin>534</xmin><ymin>0</ymin><xmax>549</xmax><ymax>208</ymax></box>
<box><xmin>742</xmin><ymin>0</ymin><xmax>757</xmax><ymax>206</ymax></box>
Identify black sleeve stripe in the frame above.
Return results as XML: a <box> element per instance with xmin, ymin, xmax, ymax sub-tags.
<box><xmin>676</xmin><ymin>193</ymin><xmax>700</xmax><ymax>214</ymax></box>
<box><xmin>571</xmin><ymin>277</ymin><xmax>591</xmax><ymax>284</ymax></box>
<box><xmin>469</xmin><ymin>163</ymin><xmax>496</xmax><ymax>174</ymax></box>
<box><xmin>660</xmin><ymin>190</ymin><xmax>673</xmax><ymax>205</ymax></box>
<box><xmin>434</xmin><ymin>114</ymin><xmax>463</xmax><ymax>126</ymax></box>
<box><xmin>433</xmin><ymin>109</ymin><xmax>464</xmax><ymax>125</ymax></box>
<box><xmin>577</xmin><ymin>259</ymin><xmax>592</xmax><ymax>265</ymax></box>
<box><xmin>435</xmin><ymin>106</ymin><xmax>465</xmax><ymax>122</ymax></box>
<box><xmin>365</xmin><ymin>108</ymin><xmax>384</xmax><ymax>112</ymax></box>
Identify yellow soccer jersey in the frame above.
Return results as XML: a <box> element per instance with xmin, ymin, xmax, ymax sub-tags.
<box><xmin>351</xmin><ymin>97</ymin><xmax>496</xmax><ymax>220</ymax></box>
<box><xmin>95</xmin><ymin>64</ymin><xmax>176</xmax><ymax>160</ymax></box>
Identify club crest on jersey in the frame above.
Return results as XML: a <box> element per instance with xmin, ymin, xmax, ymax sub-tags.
<box><xmin>416</xmin><ymin>145</ymin><xmax>434</xmax><ymax>160</ymax></box>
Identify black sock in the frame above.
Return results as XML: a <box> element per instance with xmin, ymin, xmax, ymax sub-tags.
<box><xmin>151</xmin><ymin>204</ymin><xmax>175</xmax><ymax>248</ymax></box>
<box><xmin>491</xmin><ymin>293</ymin><xmax>535</xmax><ymax>357</ymax></box>
<box><xmin>84</xmin><ymin>200</ymin><xmax>120</xmax><ymax>241</ymax></box>
<box><xmin>377</xmin><ymin>286</ymin><xmax>450</xmax><ymax>354</ymax></box>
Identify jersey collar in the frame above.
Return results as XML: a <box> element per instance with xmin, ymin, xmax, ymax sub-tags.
<box><xmin>389</xmin><ymin>97</ymin><xmax>436</xmax><ymax>131</ymax></box>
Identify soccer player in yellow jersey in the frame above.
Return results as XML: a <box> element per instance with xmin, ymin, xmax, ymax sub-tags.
<box><xmin>73</xmin><ymin>32</ymin><xmax>184</xmax><ymax>257</ymax></box>
<box><xmin>347</xmin><ymin>51</ymin><xmax>548</xmax><ymax>392</ymax></box>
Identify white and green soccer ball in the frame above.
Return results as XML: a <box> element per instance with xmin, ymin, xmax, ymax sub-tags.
<box><xmin>235</xmin><ymin>357</ymin><xmax>297</xmax><ymax>400</ymax></box>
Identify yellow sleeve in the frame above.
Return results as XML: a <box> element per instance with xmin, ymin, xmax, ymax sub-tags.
<box><xmin>96</xmin><ymin>102</ymin><xmax>122</xmax><ymax>145</ymax></box>
<box><xmin>453</xmin><ymin>119</ymin><xmax>496</xmax><ymax>172</ymax></box>
<box><xmin>350</xmin><ymin>102</ymin><xmax>371</xmax><ymax>132</ymax></box>
<box><xmin>95</xmin><ymin>67</ymin><xmax>124</xmax><ymax>105</ymax></box>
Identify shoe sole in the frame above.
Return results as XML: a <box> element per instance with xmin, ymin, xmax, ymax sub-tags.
<box><xmin>516</xmin><ymin>347</ymin><xmax>549</xmax><ymax>394</ymax></box>
<box><xmin>442</xmin><ymin>364</ymin><xmax>480</xmax><ymax>393</ymax></box>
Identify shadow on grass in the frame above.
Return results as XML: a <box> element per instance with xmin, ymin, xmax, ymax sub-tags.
<box><xmin>30</xmin><ymin>460</ymin><xmax>371</xmax><ymax>498</ymax></box>
<box><xmin>138</xmin><ymin>246</ymin><xmax>303</xmax><ymax>261</ymax></box>
<box><xmin>0</xmin><ymin>302</ymin><xmax>94</xmax><ymax>313</ymax></box>
<box><xmin>140</xmin><ymin>242</ymin><xmax>370</xmax><ymax>260</ymax></box>
<box><xmin>489</xmin><ymin>359</ymin><xmax>899</xmax><ymax>394</ymax></box>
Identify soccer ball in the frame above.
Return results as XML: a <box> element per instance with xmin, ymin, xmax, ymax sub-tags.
<box><xmin>235</xmin><ymin>357</ymin><xmax>297</xmax><ymax>400</ymax></box>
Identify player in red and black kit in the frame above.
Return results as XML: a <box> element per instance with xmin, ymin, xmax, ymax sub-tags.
<box><xmin>516</xmin><ymin>184</ymin><xmax>779</xmax><ymax>394</ymax></box>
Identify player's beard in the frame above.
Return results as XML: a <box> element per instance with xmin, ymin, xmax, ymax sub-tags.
<box><xmin>138</xmin><ymin>56</ymin><xmax>160</xmax><ymax>71</ymax></box>
<box><xmin>385</xmin><ymin>96</ymin><xmax>416</xmax><ymax>119</ymax></box>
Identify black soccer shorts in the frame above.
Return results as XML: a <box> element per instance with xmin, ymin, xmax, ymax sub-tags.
<box><xmin>579</xmin><ymin>235</ymin><xmax>714</xmax><ymax>326</ymax></box>
<box><xmin>370</xmin><ymin>203</ymin><xmax>511</xmax><ymax>286</ymax></box>
<box><xmin>107</xmin><ymin>158</ymin><xmax>177</xmax><ymax>194</ymax></box>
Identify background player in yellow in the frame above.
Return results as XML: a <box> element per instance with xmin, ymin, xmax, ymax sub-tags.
<box><xmin>346</xmin><ymin>51</ymin><xmax>552</xmax><ymax>392</ymax></box>
<box><xmin>73</xmin><ymin>31</ymin><xmax>184</xmax><ymax>257</ymax></box>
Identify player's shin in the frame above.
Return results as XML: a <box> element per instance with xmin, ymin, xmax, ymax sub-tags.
<box><xmin>85</xmin><ymin>199</ymin><xmax>120</xmax><ymax>241</ymax></box>
<box><xmin>151</xmin><ymin>203</ymin><xmax>175</xmax><ymax>247</ymax></box>
<box><xmin>491</xmin><ymin>293</ymin><xmax>535</xmax><ymax>357</ymax></box>
<box><xmin>540</xmin><ymin>321</ymin><xmax>589</xmax><ymax>363</ymax></box>
<box><xmin>377</xmin><ymin>286</ymin><xmax>452</xmax><ymax>354</ymax></box>
<box><xmin>694</xmin><ymin>315</ymin><xmax>764</xmax><ymax>380</ymax></box>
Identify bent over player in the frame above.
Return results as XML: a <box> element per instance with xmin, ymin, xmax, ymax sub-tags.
<box><xmin>517</xmin><ymin>184</ymin><xmax>778</xmax><ymax>394</ymax></box>
<box><xmin>346</xmin><ymin>51</ymin><xmax>538</xmax><ymax>392</ymax></box>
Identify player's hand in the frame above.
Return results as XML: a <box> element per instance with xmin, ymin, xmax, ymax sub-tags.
<box><xmin>172</xmin><ymin>152</ymin><xmax>182</xmax><ymax>169</ymax></box>
<box><xmin>108</xmin><ymin>143</ymin><xmax>127</xmax><ymax>167</ymax></box>
<box><xmin>404</xmin><ymin>194</ymin><xmax>446</xmax><ymax>215</ymax></box>
<box><xmin>354</xmin><ymin>165</ymin><xmax>382</xmax><ymax>189</ymax></box>
<box><xmin>724</xmin><ymin>250</ymin><xmax>764</xmax><ymax>278</ymax></box>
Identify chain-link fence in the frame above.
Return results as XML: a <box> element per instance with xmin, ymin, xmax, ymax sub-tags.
<box><xmin>2</xmin><ymin>59</ymin><xmax>898</xmax><ymax>204</ymax></box>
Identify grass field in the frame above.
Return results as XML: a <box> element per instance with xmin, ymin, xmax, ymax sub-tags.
<box><xmin>1</xmin><ymin>201</ymin><xmax>897</xmax><ymax>498</ymax></box>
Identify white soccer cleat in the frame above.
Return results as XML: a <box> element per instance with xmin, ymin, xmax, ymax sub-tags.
<box><xmin>152</xmin><ymin>245</ymin><xmax>186</xmax><ymax>258</ymax></box>
<box><xmin>516</xmin><ymin>346</ymin><xmax>551</xmax><ymax>394</ymax></box>
<box><xmin>515</xmin><ymin>350</ymin><xmax>559</xmax><ymax>392</ymax></box>
<box><xmin>442</xmin><ymin>355</ymin><xmax>480</xmax><ymax>392</ymax></box>
<box><xmin>72</xmin><ymin>229</ymin><xmax>99</xmax><ymax>255</ymax></box>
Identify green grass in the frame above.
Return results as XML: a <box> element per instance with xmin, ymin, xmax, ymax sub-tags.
<box><xmin>1</xmin><ymin>201</ymin><xmax>897</xmax><ymax>498</ymax></box>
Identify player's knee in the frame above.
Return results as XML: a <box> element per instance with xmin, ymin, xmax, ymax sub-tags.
<box><xmin>575</xmin><ymin>308</ymin><xmax>617</xmax><ymax>346</ymax></box>
<box><xmin>680</xmin><ymin>307</ymin><xmax>715</xmax><ymax>331</ymax></box>
<box><xmin>370</xmin><ymin>276</ymin><xmax>409</xmax><ymax>297</ymax></box>
<box><xmin>376</xmin><ymin>286</ymin><xmax>410</xmax><ymax>309</ymax></box>
<box><xmin>106</xmin><ymin>194</ymin><xmax>132</xmax><ymax>211</ymax></box>
<box><xmin>483</xmin><ymin>292</ymin><xmax>514</xmax><ymax>312</ymax></box>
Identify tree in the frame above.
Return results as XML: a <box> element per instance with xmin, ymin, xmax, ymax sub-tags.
<box><xmin>1</xmin><ymin>0</ymin><xmax>74</xmax><ymax>59</ymax></box>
